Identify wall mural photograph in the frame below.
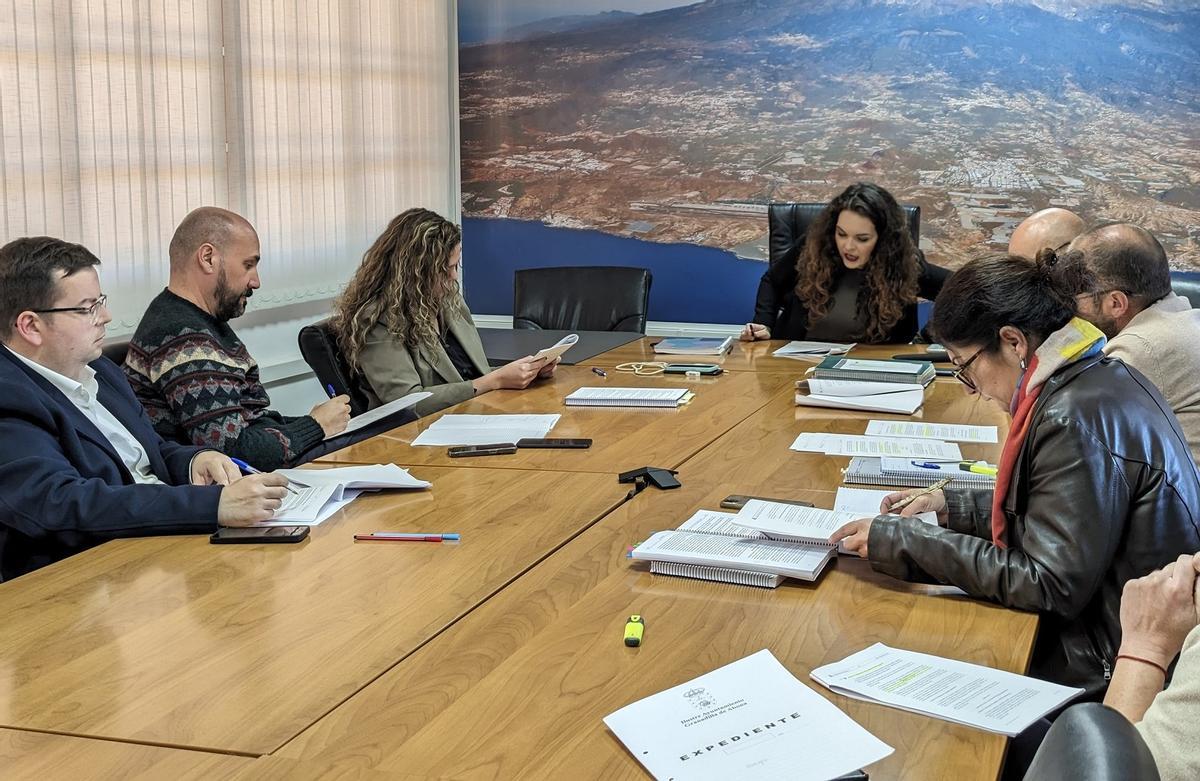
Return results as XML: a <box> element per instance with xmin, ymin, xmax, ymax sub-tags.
<box><xmin>457</xmin><ymin>0</ymin><xmax>1200</xmax><ymax>323</ymax></box>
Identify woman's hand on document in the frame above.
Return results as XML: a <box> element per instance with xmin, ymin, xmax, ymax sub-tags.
<box><xmin>831</xmin><ymin>517</ymin><xmax>874</xmax><ymax>558</ymax></box>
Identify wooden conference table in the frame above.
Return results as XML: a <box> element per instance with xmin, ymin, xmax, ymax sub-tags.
<box><xmin>0</xmin><ymin>339</ymin><xmax>1030</xmax><ymax>780</ymax></box>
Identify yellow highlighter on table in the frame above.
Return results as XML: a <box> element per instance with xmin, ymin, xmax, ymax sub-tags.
<box><xmin>624</xmin><ymin>615</ymin><xmax>645</xmax><ymax>647</ymax></box>
<box><xmin>960</xmin><ymin>460</ymin><xmax>998</xmax><ymax>476</ymax></box>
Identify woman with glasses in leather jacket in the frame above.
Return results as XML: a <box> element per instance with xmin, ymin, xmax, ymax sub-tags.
<box><xmin>832</xmin><ymin>251</ymin><xmax>1200</xmax><ymax>697</ymax></box>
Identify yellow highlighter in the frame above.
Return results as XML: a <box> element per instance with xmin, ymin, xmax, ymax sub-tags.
<box><xmin>960</xmin><ymin>460</ymin><xmax>998</xmax><ymax>477</ymax></box>
<box><xmin>624</xmin><ymin>615</ymin><xmax>645</xmax><ymax>647</ymax></box>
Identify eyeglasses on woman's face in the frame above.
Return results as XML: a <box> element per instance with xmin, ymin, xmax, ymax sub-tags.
<box><xmin>951</xmin><ymin>345</ymin><xmax>986</xmax><ymax>392</ymax></box>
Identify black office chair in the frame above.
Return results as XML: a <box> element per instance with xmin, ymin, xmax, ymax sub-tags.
<box><xmin>101</xmin><ymin>338</ymin><xmax>130</xmax><ymax>366</ymax></box>
<box><xmin>297</xmin><ymin>319</ymin><xmax>372</xmax><ymax>416</ymax></box>
<box><xmin>756</xmin><ymin>202</ymin><xmax>921</xmax><ymax>328</ymax></box>
<box><xmin>1023</xmin><ymin>703</ymin><xmax>1159</xmax><ymax>780</ymax></box>
<box><xmin>512</xmin><ymin>266</ymin><xmax>652</xmax><ymax>333</ymax></box>
<box><xmin>1171</xmin><ymin>271</ymin><xmax>1200</xmax><ymax>308</ymax></box>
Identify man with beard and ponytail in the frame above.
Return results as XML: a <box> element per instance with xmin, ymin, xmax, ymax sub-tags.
<box><xmin>125</xmin><ymin>207</ymin><xmax>350</xmax><ymax>469</ymax></box>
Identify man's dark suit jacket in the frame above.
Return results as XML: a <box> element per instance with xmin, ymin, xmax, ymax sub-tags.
<box><xmin>0</xmin><ymin>348</ymin><xmax>221</xmax><ymax>580</ymax></box>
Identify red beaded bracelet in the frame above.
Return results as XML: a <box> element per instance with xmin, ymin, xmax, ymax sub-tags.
<box><xmin>1115</xmin><ymin>653</ymin><xmax>1169</xmax><ymax>678</ymax></box>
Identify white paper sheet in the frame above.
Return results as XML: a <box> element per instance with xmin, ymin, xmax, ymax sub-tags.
<box><xmin>275</xmin><ymin>463</ymin><xmax>431</xmax><ymax>490</ymax></box>
<box><xmin>604</xmin><ymin>649</ymin><xmax>893</xmax><ymax>781</ymax></box>
<box><xmin>532</xmin><ymin>333</ymin><xmax>578</xmax><ymax>363</ymax></box>
<box><xmin>772</xmin><ymin>340</ymin><xmax>855</xmax><ymax>360</ymax></box>
<box><xmin>834</xmin><ymin>487</ymin><xmax>938</xmax><ymax>527</ymax></box>
<box><xmin>732</xmin><ymin>500</ymin><xmax>859</xmax><ymax>544</ymax></box>
<box><xmin>805</xmin><ymin>379</ymin><xmax>924</xmax><ymax>397</ymax></box>
<box><xmin>864</xmin><ymin>420</ymin><xmax>998</xmax><ymax>443</ymax></box>
<box><xmin>410</xmin><ymin>413</ymin><xmax>560</xmax><ymax>446</ymax></box>
<box><xmin>795</xmin><ymin>388</ymin><xmax>924</xmax><ymax>415</ymax></box>
<box><xmin>811</xmin><ymin>643</ymin><xmax>1083</xmax><ymax>736</ymax></box>
<box><xmin>256</xmin><ymin>464</ymin><xmax>432</xmax><ymax>526</ymax></box>
<box><xmin>790</xmin><ymin>433</ymin><xmax>962</xmax><ymax>460</ymax></box>
<box><xmin>676</xmin><ymin>509</ymin><xmax>768</xmax><ymax>539</ymax></box>
<box><xmin>330</xmin><ymin>391</ymin><xmax>432</xmax><ymax>439</ymax></box>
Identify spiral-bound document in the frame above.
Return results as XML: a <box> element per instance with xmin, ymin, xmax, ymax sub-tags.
<box><xmin>565</xmin><ymin>387</ymin><xmax>691</xmax><ymax>407</ymax></box>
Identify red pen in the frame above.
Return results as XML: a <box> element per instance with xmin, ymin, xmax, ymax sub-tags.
<box><xmin>354</xmin><ymin>532</ymin><xmax>460</xmax><ymax>542</ymax></box>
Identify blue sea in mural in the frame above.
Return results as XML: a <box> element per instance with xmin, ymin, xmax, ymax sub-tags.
<box><xmin>462</xmin><ymin>217</ymin><xmax>762</xmax><ymax>324</ymax></box>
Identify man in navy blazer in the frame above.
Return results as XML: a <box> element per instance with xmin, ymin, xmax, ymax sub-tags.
<box><xmin>0</xmin><ymin>237</ymin><xmax>288</xmax><ymax>580</ymax></box>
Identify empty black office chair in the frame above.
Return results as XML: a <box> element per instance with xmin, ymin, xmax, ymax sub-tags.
<box><xmin>101</xmin><ymin>338</ymin><xmax>130</xmax><ymax>366</ymax></box>
<box><xmin>297</xmin><ymin>319</ymin><xmax>372</xmax><ymax>416</ymax></box>
<box><xmin>1171</xmin><ymin>271</ymin><xmax>1200</xmax><ymax>308</ymax></box>
<box><xmin>756</xmin><ymin>202</ymin><xmax>921</xmax><ymax>329</ymax></box>
<box><xmin>512</xmin><ymin>266</ymin><xmax>652</xmax><ymax>333</ymax></box>
<box><xmin>1023</xmin><ymin>703</ymin><xmax>1159</xmax><ymax>781</ymax></box>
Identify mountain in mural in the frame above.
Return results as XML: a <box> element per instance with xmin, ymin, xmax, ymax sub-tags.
<box><xmin>459</xmin><ymin>0</ymin><xmax>1200</xmax><ymax>267</ymax></box>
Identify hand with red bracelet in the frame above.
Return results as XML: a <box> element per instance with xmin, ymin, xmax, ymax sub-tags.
<box><xmin>1117</xmin><ymin>553</ymin><xmax>1200</xmax><ymax>675</ymax></box>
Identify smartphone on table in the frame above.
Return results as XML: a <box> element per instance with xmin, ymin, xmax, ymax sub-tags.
<box><xmin>663</xmin><ymin>363</ymin><xmax>723</xmax><ymax>375</ymax></box>
<box><xmin>447</xmin><ymin>443</ymin><xmax>518</xmax><ymax>457</ymax></box>
<box><xmin>515</xmin><ymin>438</ymin><xmax>592</xmax><ymax>449</ymax></box>
<box><xmin>210</xmin><ymin>526</ymin><xmax>309</xmax><ymax>544</ymax></box>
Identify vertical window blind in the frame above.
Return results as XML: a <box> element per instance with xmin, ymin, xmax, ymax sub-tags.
<box><xmin>0</xmin><ymin>0</ymin><xmax>456</xmax><ymax>332</ymax></box>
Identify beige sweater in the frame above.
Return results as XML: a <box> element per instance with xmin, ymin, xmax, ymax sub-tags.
<box><xmin>1137</xmin><ymin>624</ymin><xmax>1200</xmax><ymax>781</ymax></box>
<box><xmin>1105</xmin><ymin>293</ymin><xmax>1200</xmax><ymax>465</ymax></box>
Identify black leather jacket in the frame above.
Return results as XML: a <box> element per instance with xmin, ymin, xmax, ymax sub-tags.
<box><xmin>868</xmin><ymin>354</ymin><xmax>1200</xmax><ymax>697</ymax></box>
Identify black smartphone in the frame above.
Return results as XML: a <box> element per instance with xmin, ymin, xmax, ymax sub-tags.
<box><xmin>515</xmin><ymin>438</ymin><xmax>593</xmax><ymax>449</ymax></box>
<box><xmin>447</xmin><ymin>443</ymin><xmax>518</xmax><ymax>457</ymax></box>
<box><xmin>719</xmin><ymin>495</ymin><xmax>815</xmax><ymax>510</ymax></box>
<box><xmin>663</xmin><ymin>363</ymin><xmax>723</xmax><ymax>375</ymax></box>
<box><xmin>210</xmin><ymin>526</ymin><xmax>309</xmax><ymax>544</ymax></box>
<box><xmin>892</xmin><ymin>351</ymin><xmax>951</xmax><ymax>363</ymax></box>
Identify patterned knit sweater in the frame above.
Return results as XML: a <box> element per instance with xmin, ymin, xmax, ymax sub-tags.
<box><xmin>124</xmin><ymin>289</ymin><xmax>324</xmax><ymax>469</ymax></box>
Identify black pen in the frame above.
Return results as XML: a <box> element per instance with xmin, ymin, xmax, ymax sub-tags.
<box><xmin>591</xmin><ymin>367</ymin><xmax>607</xmax><ymax>378</ymax></box>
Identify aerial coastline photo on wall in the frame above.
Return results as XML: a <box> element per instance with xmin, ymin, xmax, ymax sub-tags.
<box><xmin>457</xmin><ymin>0</ymin><xmax>1200</xmax><ymax>322</ymax></box>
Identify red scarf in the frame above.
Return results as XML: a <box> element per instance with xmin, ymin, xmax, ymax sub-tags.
<box><xmin>989</xmin><ymin>318</ymin><xmax>1106</xmax><ymax>547</ymax></box>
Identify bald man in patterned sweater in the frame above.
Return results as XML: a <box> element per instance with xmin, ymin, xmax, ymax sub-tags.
<box><xmin>125</xmin><ymin>208</ymin><xmax>350</xmax><ymax>470</ymax></box>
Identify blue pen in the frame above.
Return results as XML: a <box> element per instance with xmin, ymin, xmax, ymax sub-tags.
<box><xmin>325</xmin><ymin>383</ymin><xmax>337</xmax><ymax>398</ymax></box>
<box><xmin>910</xmin><ymin>460</ymin><xmax>945</xmax><ymax>469</ymax></box>
<box><xmin>229</xmin><ymin>456</ymin><xmax>307</xmax><ymax>494</ymax></box>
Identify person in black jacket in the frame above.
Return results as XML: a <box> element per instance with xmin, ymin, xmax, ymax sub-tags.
<box><xmin>742</xmin><ymin>182</ymin><xmax>949</xmax><ymax>343</ymax></box>
<box><xmin>831</xmin><ymin>252</ymin><xmax>1200</xmax><ymax>698</ymax></box>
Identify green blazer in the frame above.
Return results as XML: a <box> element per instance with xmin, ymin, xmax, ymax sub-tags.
<box><xmin>358</xmin><ymin>296</ymin><xmax>490</xmax><ymax>418</ymax></box>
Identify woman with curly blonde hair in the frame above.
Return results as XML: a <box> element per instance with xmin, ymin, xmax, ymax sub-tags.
<box><xmin>742</xmin><ymin>182</ymin><xmax>949</xmax><ymax>343</ymax></box>
<box><xmin>333</xmin><ymin>208</ymin><xmax>555</xmax><ymax>417</ymax></box>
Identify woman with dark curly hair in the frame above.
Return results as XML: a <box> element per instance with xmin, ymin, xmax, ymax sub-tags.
<box><xmin>742</xmin><ymin>182</ymin><xmax>949</xmax><ymax>343</ymax></box>
<box><xmin>332</xmin><ymin>208</ymin><xmax>556</xmax><ymax>418</ymax></box>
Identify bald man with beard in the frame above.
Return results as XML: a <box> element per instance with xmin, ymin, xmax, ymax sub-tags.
<box><xmin>1008</xmin><ymin>208</ymin><xmax>1085</xmax><ymax>259</ymax></box>
<box><xmin>125</xmin><ymin>207</ymin><xmax>351</xmax><ymax>470</ymax></box>
<box><xmin>1058</xmin><ymin>223</ymin><xmax>1200</xmax><ymax>464</ymax></box>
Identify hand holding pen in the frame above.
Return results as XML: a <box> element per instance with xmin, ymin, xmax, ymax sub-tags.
<box><xmin>229</xmin><ymin>456</ymin><xmax>308</xmax><ymax>496</ymax></box>
<box><xmin>310</xmin><ymin>383</ymin><xmax>352</xmax><ymax>437</ymax></box>
<box><xmin>882</xmin><ymin>477</ymin><xmax>954</xmax><ymax>517</ymax></box>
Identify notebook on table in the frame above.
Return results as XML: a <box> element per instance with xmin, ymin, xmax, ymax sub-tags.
<box><xmin>794</xmin><ymin>379</ymin><xmax>925</xmax><ymax>415</ymax></box>
<box><xmin>629</xmin><ymin>509</ymin><xmax>834</xmax><ymax>587</ymax></box>
<box><xmin>652</xmin><ymin>336</ymin><xmax>734</xmax><ymax>355</ymax></box>
<box><xmin>807</xmin><ymin>356</ymin><xmax>936</xmax><ymax>387</ymax></box>
<box><xmin>843</xmin><ymin>456</ymin><xmax>997</xmax><ymax>488</ymax></box>
<box><xmin>564</xmin><ymin>387</ymin><xmax>692</xmax><ymax>408</ymax></box>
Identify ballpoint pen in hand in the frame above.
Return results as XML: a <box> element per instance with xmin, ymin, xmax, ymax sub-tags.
<box><xmin>887</xmin><ymin>477</ymin><xmax>954</xmax><ymax>513</ymax></box>
<box><xmin>228</xmin><ymin>456</ymin><xmax>307</xmax><ymax>494</ymax></box>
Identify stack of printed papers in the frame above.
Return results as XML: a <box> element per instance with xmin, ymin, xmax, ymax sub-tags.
<box><xmin>773</xmin><ymin>340</ymin><xmax>855</xmax><ymax>360</ymax></box>
<box><xmin>790</xmin><ymin>432</ymin><xmax>962</xmax><ymax>460</ymax></box>
<box><xmin>812</xmin><ymin>643</ymin><xmax>1083</xmax><ymax>736</ymax></box>
<box><xmin>410</xmin><ymin>414</ymin><xmax>560</xmax><ymax>446</ymax></box>
<box><xmin>260</xmin><ymin>464</ymin><xmax>431</xmax><ymax>526</ymax></box>
<box><xmin>605</xmin><ymin>649</ymin><xmax>892</xmax><ymax>780</ymax></box>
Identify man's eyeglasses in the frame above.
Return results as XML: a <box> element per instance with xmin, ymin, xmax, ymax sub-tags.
<box><xmin>951</xmin><ymin>346</ymin><xmax>985</xmax><ymax>392</ymax></box>
<box><xmin>31</xmin><ymin>294</ymin><xmax>109</xmax><ymax>325</ymax></box>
